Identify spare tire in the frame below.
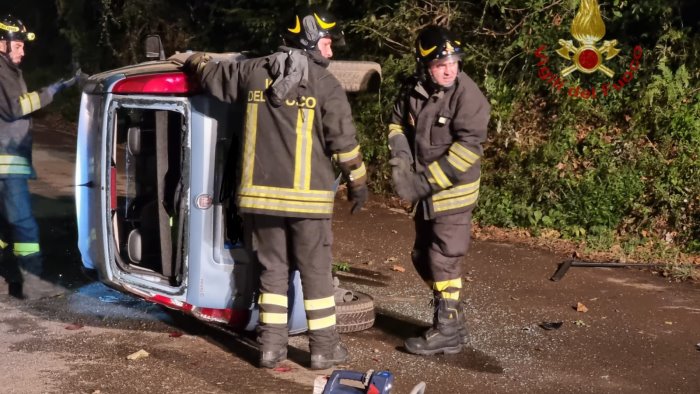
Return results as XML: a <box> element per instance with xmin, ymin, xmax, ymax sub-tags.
<box><xmin>336</xmin><ymin>291</ymin><xmax>375</xmax><ymax>333</ymax></box>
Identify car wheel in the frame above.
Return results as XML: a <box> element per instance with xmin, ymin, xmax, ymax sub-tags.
<box><xmin>336</xmin><ymin>291</ymin><xmax>375</xmax><ymax>333</ymax></box>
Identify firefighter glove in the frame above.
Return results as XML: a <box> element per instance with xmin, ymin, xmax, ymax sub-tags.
<box><xmin>389</xmin><ymin>134</ymin><xmax>414</xmax><ymax>165</ymax></box>
<box><xmin>47</xmin><ymin>75</ymin><xmax>77</xmax><ymax>96</ymax></box>
<box><xmin>348</xmin><ymin>183</ymin><xmax>368</xmax><ymax>214</ymax></box>
<box><xmin>389</xmin><ymin>157</ymin><xmax>432</xmax><ymax>203</ymax></box>
<box><xmin>182</xmin><ymin>52</ymin><xmax>211</xmax><ymax>75</ymax></box>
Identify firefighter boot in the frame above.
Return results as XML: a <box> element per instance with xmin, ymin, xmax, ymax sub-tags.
<box><xmin>17</xmin><ymin>255</ymin><xmax>64</xmax><ymax>300</ymax></box>
<box><xmin>405</xmin><ymin>298</ymin><xmax>463</xmax><ymax>355</ymax></box>
<box><xmin>1</xmin><ymin>248</ymin><xmax>25</xmax><ymax>299</ymax></box>
<box><xmin>259</xmin><ymin>347</ymin><xmax>288</xmax><ymax>369</ymax></box>
<box><xmin>426</xmin><ymin>294</ymin><xmax>470</xmax><ymax>345</ymax></box>
<box><xmin>310</xmin><ymin>342</ymin><xmax>349</xmax><ymax>370</ymax></box>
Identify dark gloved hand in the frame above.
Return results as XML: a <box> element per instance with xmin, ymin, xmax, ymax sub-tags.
<box><xmin>47</xmin><ymin>75</ymin><xmax>77</xmax><ymax>96</ymax></box>
<box><xmin>389</xmin><ymin>157</ymin><xmax>433</xmax><ymax>203</ymax></box>
<box><xmin>182</xmin><ymin>52</ymin><xmax>211</xmax><ymax>75</ymax></box>
<box><xmin>389</xmin><ymin>134</ymin><xmax>414</xmax><ymax>165</ymax></box>
<box><xmin>348</xmin><ymin>183</ymin><xmax>368</xmax><ymax>214</ymax></box>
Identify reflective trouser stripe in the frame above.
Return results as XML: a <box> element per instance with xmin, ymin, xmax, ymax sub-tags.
<box><xmin>307</xmin><ymin>315</ymin><xmax>336</xmax><ymax>331</ymax></box>
<box><xmin>260</xmin><ymin>312</ymin><xmax>287</xmax><ymax>325</ymax></box>
<box><xmin>434</xmin><ymin>278</ymin><xmax>462</xmax><ymax>300</ymax></box>
<box><xmin>259</xmin><ymin>293</ymin><xmax>288</xmax><ymax>325</ymax></box>
<box><xmin>259</xmin><ymin>293</ymin><xmax>288</xmax><ymax>307</ymax></box>
<box><xmin>304</xmin><ymin>296</ymin><xmax>335</xmax><ymax>311</ymax></box>
<box><xmin>0</xmin><ymin>239</ymin><xmax>7</xmax><ymax>249</ymax></box>
<box><xmin>305</xmin><ymin>296</ymin><xmax>336</xmax><ymax>330</ymax></box>
<box><xmin>13</xmin><ymin>242</ymin><xmax>40</xmax><ymax>257</ymax></box>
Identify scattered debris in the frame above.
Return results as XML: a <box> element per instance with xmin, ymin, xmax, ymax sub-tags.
<box><xmin>696</xmin><ymin>343</ymin><xmax>700</xmax><ymax>351</ymax></box>
<box><xmin>169</xmin><ymin>331</ymin><xmax>183</xmax><ymax>338</ymax></box>
<box><xmin>126</xmin><ymin>349</ymin><xmax>150</xmax><ymax>360</ymax></box>
<box><xmin>384</xmin><ymin>257</ymin><xmax>398</xmax><ymax>264</ymax></box>
<box><xmin>576</xmin><ymin>302</ymin><xmax>589</xmax><ymax>313</ymax></box>
<box><xmin>391</xmin><ymin>265</ymin><xmax>405</xmax><ymax>273</ymax></box>
<box><xmin>273</xmin><ymin>366</ymin><xmax>292</xmax><ymax>372</ymax></box>
<box><xmin>573</xmin><ymin>320</ymin><xmax>588</xmax><ymax>327</ymax></box>
<box><xmin>539</xmin><ymin>321</ymin><xmax>563</xmax><ymax>330</ymax></box>
<box><xmin>664</xmin><ymin>321</ymin><xmax>673</xmax><ymax>325</ymax></box>
<box><xmin>65</xmin><ymin>323</ymin><xmax>84</xmax><ymax>330</ymax></box>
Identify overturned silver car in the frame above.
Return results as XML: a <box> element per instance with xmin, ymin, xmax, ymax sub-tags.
<box><xmin>74</xmin><ymin>39</ymin><xmax>380</xmax><ymax>333</ymax></box>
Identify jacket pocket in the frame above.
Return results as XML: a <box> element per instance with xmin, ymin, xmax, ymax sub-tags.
<box><xmin>429</xmin><ymin>111</ymin><xmax>453</xmax><ymax>146</ymax></box>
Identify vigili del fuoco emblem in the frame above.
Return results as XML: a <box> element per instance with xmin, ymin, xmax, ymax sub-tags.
<box><xmin>556</xmin><ymin>0</ymin><xmax>620</xmax><ymax>77</ymax></box>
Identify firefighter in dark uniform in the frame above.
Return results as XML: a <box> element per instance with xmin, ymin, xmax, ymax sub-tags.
<box><xmin>184</xmin><ymin>6</ymin><xmax>368</xmax><ymax>369</ymax></box>
<box><xmin>0</xmin><ymin>15</ymin><xmax>76</xmax><ymax>299</ymax></box>
<box><xmin>388</xmin><ymin>25</ymin><xmax>490</xmax><ymax>355</ymax></box>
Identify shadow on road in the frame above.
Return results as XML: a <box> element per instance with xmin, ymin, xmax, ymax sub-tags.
<box><xmin>372</xmin><ymin>308</ymin><xmax>504</xmax><ymax>374</ymax></box>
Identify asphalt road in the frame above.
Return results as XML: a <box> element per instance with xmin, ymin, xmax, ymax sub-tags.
<box><xmin>0</xmin><ymin>119</ymin><xmax>698</xmax><ymax>393</ymax></box>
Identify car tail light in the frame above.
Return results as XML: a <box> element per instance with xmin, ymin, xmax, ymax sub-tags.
<box><xmin>111</xmin><ymin>72</ymin><xmax>198</xmax><ymax>94</ymax></box>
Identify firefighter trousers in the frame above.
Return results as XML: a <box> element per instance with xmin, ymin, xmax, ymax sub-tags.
<box><xmin>411</xmin><ymin>204</ymin><xmax>473</xmax><ymax>291</ymax></box>
<box><xmin>244</xmin><ymin>214</ymin><xmax>338</xmax><ymax>354</ymax></box>
<box><xmin>0</xmin><ymin>178</ymin><xmax>42</xmax><ymax>283</ymax></box>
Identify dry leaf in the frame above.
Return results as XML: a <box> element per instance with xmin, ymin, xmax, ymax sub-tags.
<box><xmin>576</xmin><ymin>302</ymin><xmax>589</xmax><ymax>313</ymax></box>
<box><xmin>391</xmin><ymin>265</ymin><xmax>405</xmax><ymax>273</ymax></box>
<box><xmin>664</xmin><ymin>321</ymin><xmax>673</xmax><ymax>325</ymax></box>
<box><xmin>65</xmin><ymin>323</ymin><xmax>84</xmax><ymax>330</ymax></box>
<box><xmin>126</xmin><ymin>349</ymin><xmax>150</xmax><ymax>360</ymax></box>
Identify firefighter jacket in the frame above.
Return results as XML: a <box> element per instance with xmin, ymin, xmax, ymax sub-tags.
<box><xmin>197</xmin><ymin>48</ymin><xmax>366</xmax><ymax>219</ymax></box>
<box><xmin>388</xmin><ymin>72</ymin><xmax>490</xmax><ymax>219</ymax></box>
<box><xmin>0</xmin><ymin>54</ymin><xmax>54</xmax><ymax>179</ymax></box>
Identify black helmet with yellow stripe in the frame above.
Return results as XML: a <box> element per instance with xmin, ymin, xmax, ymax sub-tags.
<box><xmin>415</xmin><ymin>25</ymin><xmax>463</xmax><ymax>66</ymax></box>
<box><xmin>282</xmin><ymin>6</ymin><xmax>344</xmax><ymax>51</ymax></box>
<box><xmin>0</xmin><ymin>15</ymin><xmax>35</xmax><ymax>42</ymax></box>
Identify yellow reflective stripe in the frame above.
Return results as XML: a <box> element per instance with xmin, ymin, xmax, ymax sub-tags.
<box><xmin>307</xmin><ymin>315</ymin><xmax>336</xmax><ymax>331</ymax></box>
<box><xmin>447</xmin><ymin>154</ymin><xmax>469</xmax><ymax>172</ymax></box>
<box><xmin>441</xmin><ymin>291</ymin><xmax>460</xmax><ymax>300</ymax></box>
<box><xmin>336</xmin><ymin>145</ymin><xmax>360</xmax><ymax>163</ymax></box>
<box><xmin>304</xmin><ymin>296</ymin><xmax>335</xmax><ymax>311</ymax></box>
<box><xmin>260</xmin><ymin>312</ymin><xmax>288</xmax><ymax>325</ymax></box>
<box><xmin>241</xmin><ymin>103</ymin><xmax>258</xmax><ymax>187</ymax></box>
<box><xmin>433</xmin><ymin>191</ymin><xmax>479</xmax><ymax>212</ymax></box>
<box><xmin>428</xmin><ymin>161</ymin><xmax>452</xmax><ymax>189</ymax></box>
<box><xmin>259</xmin><ymin>293</ymin><xmax>288</xmax><ymax>307</ymax></box>
<box><xmin>238</xmin><ymin>195</ymin><xmax>333</xmax><ymax>214</ymax></box>
<box><xmin>432</xmin><ymin>180</ymin><xmax>480</xmax><ymax>202</ymax></box>
<box><xmin>0</xmin><ymin>165</ymin><xmax>32</xmax><ymax>175</ymax></box>
<box><xmin>349</xmin><ymin>163</ymin><xmax>366</xmax><ymax>182</ymax></box>
<box><xmin>13</xmin><ymin>242</ymin><xmax>40</xmax><ymax>257</ymax></box>
<box><xmin>449</xmin><ymin>143</ymin><xmax>479</xmax><ymax>165</ymax></box>
<box><xmin>0</xmin><ymin>155</ymin><xmax>30</xmax><ymax>165</ymax></box>
<box><xmin>0</xmin><ymin>239</ymin><xmax>8</xmax><ymax>249</ymax></box>
<box><xmin>19</xmin><ymin>93</ymin><xmax>32</xmax><ymax>115</ymax></box>
<box><xmin>239</xmin><ymin>185</ymin><xmax>334</xmax><ymax>201</ymax></box>
<box><xmin>294</xmin><ymin>108</ymin><xmax>314</xmax><ymax>190</ymax></box>
<box><xmin>433</xmin><ymin>278</ymin><xmax>462</xmax><ymax>292</ymax></box>
<box><xmin>388</xmin><ymin>123</ymin><xmax>404</xmax><ymax>139</ymax></box>
<box><xmin>29</xmin><ymin>92</ymin><xmax>40</xmax><ymax>111</ymax></box>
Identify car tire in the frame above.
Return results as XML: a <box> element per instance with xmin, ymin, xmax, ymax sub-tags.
<box><xmin>336</xmin><ymin>291</ymin><xmax>375</xmax><ymax>333</ymax></box>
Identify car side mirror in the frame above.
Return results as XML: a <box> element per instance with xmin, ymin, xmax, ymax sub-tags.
<box><xmin>144</xmin><ymin>35</ymin><xmax>165</xmax><ymax>60</ymax></box>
